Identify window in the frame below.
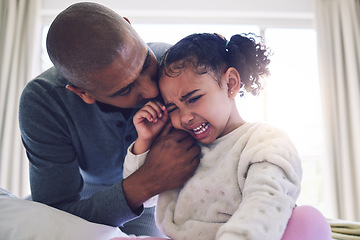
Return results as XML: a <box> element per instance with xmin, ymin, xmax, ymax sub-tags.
<box><xmin>263</xmin><ymin>28</ymin><xmax>327</xmax><ymax>213</ymax></box>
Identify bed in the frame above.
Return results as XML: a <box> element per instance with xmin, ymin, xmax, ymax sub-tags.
<box><xmin>1</xmin><ymin>188</ymin><xmax>359</xmax><ymax>240</ymax></box>
<box><xmin>0</xmin><ymin>188</ymin><xmax>128</xmax><ymax>240</ymax></box>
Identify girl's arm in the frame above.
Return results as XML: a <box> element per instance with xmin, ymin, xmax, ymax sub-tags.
<box><xmin>217</xmin><ymin>124</ymin><xmax>302</xmax><ymax>240</ymax></box>
<box><xmin>123</xmin><ymin>142</ymin><xmax>158</xmax><ymax>208</ymax></box>
<box><xmin>122</xmin><ymin>101</ymin><xmax>169</xmax><ymax>207</ymax></box>
<box><xmin>216</xmin><ymin>162</ymin><xmax>298</xmax><ymax>240</ymax></box>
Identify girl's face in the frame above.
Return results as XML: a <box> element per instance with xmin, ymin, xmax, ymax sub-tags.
<box><xmin>159</xmin><ymin>67</ymin><xmax>243</xmax><ymax>144</ymax></box>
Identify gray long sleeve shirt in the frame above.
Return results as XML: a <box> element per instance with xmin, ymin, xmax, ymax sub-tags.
<box><xmin>19</xmin><ymin>66</ymin><xmax>140</xmax><ymax>226</ymax></box>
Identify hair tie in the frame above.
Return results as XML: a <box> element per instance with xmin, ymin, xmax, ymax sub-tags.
<box><xmin>214</xmin><ymin>33</ymin><xmax>229</xmax><ymax>52</ymax></box>
<box><xmin>225</xmin><ymin>40</ymin><xmax>230</xmax><ymax>47</ymax></box>
<box><xmin>225</xmin><ymin>40</ymin><xmax>230</xmax><ymax>52</ymax></box>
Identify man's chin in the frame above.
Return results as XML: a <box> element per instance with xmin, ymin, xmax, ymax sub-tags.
<box><xmin>96</xmin><ymin>96</ymin><xmax>159</xmax><ymax>109</ymax></box>
<box><xmin>135</xmin><ymin>97</ymin><xmax>161</xmax><ymax>108</ymax></box>
<box><xmin>95</xmin><ymin>101</ymin><xmax>139</xmax><ymax>110</ymax></box>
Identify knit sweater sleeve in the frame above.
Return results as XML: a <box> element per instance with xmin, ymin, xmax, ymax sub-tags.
<box><xmin>123</xmin><ymin>142</ymin><xmax>148</xmax><ymax>179</ymax></box>
<box><xmin>123</xmin><ymin>143</ymin><xmax>157</xmax><ymax>207</ymax></box>
<box><xmin>216</xmin><ymin>124</ymin><xmax>302</xmax><ymax>240</ymax></box>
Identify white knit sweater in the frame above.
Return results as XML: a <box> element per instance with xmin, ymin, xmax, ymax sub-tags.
<box><xmin>123</xmin><ymin>122</ymin><xmax>302</xmax><ymax>240</ymax></box>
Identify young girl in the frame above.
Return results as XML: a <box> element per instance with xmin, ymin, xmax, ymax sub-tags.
<box><xmin>121</xmin><ymin>33</ymin><xmax>331</xmax><ymax>240</ymax></box>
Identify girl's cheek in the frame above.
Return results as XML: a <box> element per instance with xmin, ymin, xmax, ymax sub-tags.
<box><xmin>170</xmin><ymin>117</ymin><xmax>181</xmax><ymax>130</ymax></box>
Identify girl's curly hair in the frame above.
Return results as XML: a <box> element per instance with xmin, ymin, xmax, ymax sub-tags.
<box><xmin>158</xmin><ymin>33</ymin><xmax>271</xmax><ymax>96</ymax></box>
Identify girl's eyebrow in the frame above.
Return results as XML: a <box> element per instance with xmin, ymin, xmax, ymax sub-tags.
<box><xmin>180</xmin><ymin>89</ymin><xmax>199</xmax><ymax>101</ymax></box>
<box><xmin>164</xmin><ymin>89</ymin><xmax>200</xmax><ymax>109</ymax></box>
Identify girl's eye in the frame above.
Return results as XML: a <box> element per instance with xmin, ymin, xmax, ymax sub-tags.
<box><xmin>188</xmin><ymin>95</ymin><xmax>202</xmax><ymax>103</ymax></box>
<box><xmin>167</xmin><ymin>106</ymin><xmax>178</xmax><ymax>114</ymax></box>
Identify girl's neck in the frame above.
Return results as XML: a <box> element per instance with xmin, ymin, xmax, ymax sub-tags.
<box><xmin>220</xmin><ymin>109</ymin><xmax>246</xmax><ymax>138</ymax></box>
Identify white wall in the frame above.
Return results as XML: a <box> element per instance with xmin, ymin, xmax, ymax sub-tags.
<box><xmin>41</xmin><ymin>0</ymin><xmax>314</xmax><ymax>28</ymax></box>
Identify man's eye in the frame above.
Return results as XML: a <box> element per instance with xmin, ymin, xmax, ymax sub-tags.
<box><xmin>117</xmin><ymin>84</ymin><xmax>133</xmax><ymax>97</ymax></box>
<box><xmin>188</xmin><ymin>95</ymin><xmax>202</xmax><ymax>103</ymax></box>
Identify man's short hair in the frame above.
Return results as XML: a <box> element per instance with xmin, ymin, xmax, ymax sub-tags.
<box><xmin>46</xmin><ymin>2</ymin><xmax>128</xmax><ymax>89</ymax></box>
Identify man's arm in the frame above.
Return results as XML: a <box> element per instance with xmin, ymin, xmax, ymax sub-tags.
<box><xmin>19</xmin><ymin>75</ymin><xmax>139</xmax><ymax>227</ymax></box>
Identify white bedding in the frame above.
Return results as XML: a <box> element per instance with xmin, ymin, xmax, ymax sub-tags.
<box><xmin>3</xmin><ymin>188</ymin><xmax>357</xmax><ymax>240</ymax></box>
<box><xmin>0</xmin><ymin>188</ymin><xmax>128</xmax><ymax>240</ymax></box>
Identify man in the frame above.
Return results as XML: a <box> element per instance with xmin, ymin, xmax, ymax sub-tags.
<box><xmin>18</xmin><ymin>2</ymin><xmax>200</xmax><ymax>237</ymax></box>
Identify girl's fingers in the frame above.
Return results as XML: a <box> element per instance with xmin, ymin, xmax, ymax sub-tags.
<box><xmin>134</xmin><ymin>101</ymin><xmax>167</xmax><ymax>126</ymax></box>
<box><xmin>140</xmin><ymin>106</ymin><xmax>158</xmax><ymax>122</ymax></box>
<box><xmin>141</xmin><ymin>101</ymin><xmax>166</xmax><ymax>121</ymax></box>
<box><xmin>144</xmin><ymin>101</ymin><xmax>166</xmax><ymax>118</ymax></box>
<box><xmin>134</xmin><ymin>110</ymin><xmax>153</xmax><ymax>124</ymax></box>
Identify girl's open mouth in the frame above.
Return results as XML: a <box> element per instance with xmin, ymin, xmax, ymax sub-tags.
<box><xmin>192</xmin><ymin>122</ymin><xmax>209</xmax><ymax>135</ymax></box>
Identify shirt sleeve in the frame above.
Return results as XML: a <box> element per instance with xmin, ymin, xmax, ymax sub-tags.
<box><xmin>123</xmin><ymin>143</ymin><xmax>158</xmax><ymax>207</ymax></box>
<box><xmin>123</xmin><ymin>142</ymin><xmax>149</xmax><ymax>179</ymax></box>
<box><xmin>19</xmin><ymin>78</ymin><xmax>139</xmax><ymax>227</ymax></box>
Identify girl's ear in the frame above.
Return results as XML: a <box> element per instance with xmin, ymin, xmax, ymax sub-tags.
<box><xmin>66</xmin><ymin>85</ymin><xmax>96</xmax><ymax>104</ymax></box>
<box><xmin>224</xmin><ymin>67</ymin><xmax>241</xmax><ymax>98</ymax></box>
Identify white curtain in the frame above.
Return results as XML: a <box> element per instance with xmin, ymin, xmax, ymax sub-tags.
<box><xmin>315</xmin><ymin>0</ymin><xmax>360</xmax><ymax>221</ymax></box>
<box><xmin>0</xmin><ymin>0</ymin><xmax>41</xmax><ymax>197</ymax></box>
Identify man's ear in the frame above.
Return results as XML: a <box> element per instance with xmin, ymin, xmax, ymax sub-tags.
<box><xmin>65</xmin><ymin>85</ymin><xmax>96</xmax><ymax>104</ymax></box>
<box><xmin>224</xmin><ymin>67</ymin><xmax>241</xmax><ymax>98</ymax></box>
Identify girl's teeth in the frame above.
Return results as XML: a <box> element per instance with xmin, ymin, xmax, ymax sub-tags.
<box><xmin>193</xmin><ymin>123</ymin><xmax>209</xmax><ymax>135</ymax></box>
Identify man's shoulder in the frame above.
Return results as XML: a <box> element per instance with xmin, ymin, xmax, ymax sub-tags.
<box><xmin>25</xmin><ymin>67</ymin><xmax>68</xmax><ymax>91</ymax></box>
<box><xmin>21</xmin><ymin>67</ymin><xmax>72</xmax><ymax>104</ymax></box>
<box><xmin>20</xmin><ymin>67</ymin><xmax>81</xmax><ymax>111</ymax></box>
<box><xmin>147</xmin><ymin>42</ymin><xmax>172</xmax><ymax>60</ymax></box>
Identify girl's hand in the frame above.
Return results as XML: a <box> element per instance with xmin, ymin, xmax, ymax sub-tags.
<box><xmin>132</xmin><ymin>101</ymin><xmax>169</xmax><ymax>154</ymax></box>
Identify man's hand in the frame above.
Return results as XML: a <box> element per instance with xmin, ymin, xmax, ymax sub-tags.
<box><xmin>123</xmin><ymin>124</ymin><xmax>200</xmax><ymax>211</ymax></box>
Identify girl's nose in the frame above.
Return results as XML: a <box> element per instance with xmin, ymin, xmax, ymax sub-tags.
<box><xmin>180</xmin><ymin>108</ymin><xmax>194</xmax><ymax>124</ymax></box>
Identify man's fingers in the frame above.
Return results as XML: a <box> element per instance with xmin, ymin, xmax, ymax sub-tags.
<box><xmin>158</xmin><ymin>121</ymin><xmax>173</xmax><ymax>137</ymax></box>
<box><xmin>187</xmin><ymin>140</ymin><xmax>198</xmax><ymax>151</ymax></box>
<box><xmin>191</xmin><ymin>155</ymin><xmax>200</xmax><ymax>164</ymax></box>
<box><xmin>176</xmin><ymin>134</ymin><xmax>199</xmax><ymax>151</ymax></box>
